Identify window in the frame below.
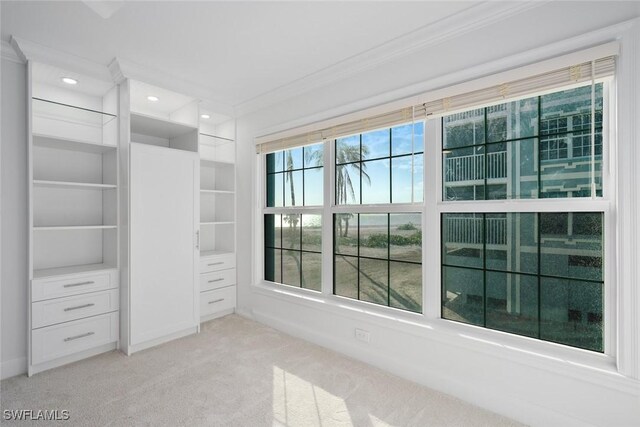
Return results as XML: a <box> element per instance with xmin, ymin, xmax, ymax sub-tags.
<box><xmin>267</xmin><ymin>143</ymin><xmax>324</xmax><ymax>207</ymax></box>
<box><xmin>264</xmin><ymin>214</ymin><xmax>322</xmax><ymax>291</ymax></box>
<box><xmin>439</xmin><ymin>82</ymin><xmax>608</xmax><ymax>352</ymax></box>
<box><xmin>333</xmin><ymin>122</ymin><xmax>424</xmax><ymax>312</ymax></box>
<box><xmin>334</xmin><ymin>213</ymin><xmax>422</xmax><ymax>312</ymax></box>
<box><xmin>264</xmin><ymin>143</ymin><xmax>324</xmax><ymax>290</ymax></box>
<box><xmin>442</xmin><ymin>84</ymin><xmax>603</xmax><ymax>200</ymax></box>
<box><xmin>336</xmin><ymin>122</ymin><xmax>424</xmax><ymax>205</ymax></box>
<box><xmin>258</xmin><ymin>52</ymin><xmax>616</xmax><ymax>357</ymax></box>
<box><xmin>441</xmin><ymin>212</ymin><xmax>604</xmax><ymax>352</ymax></box>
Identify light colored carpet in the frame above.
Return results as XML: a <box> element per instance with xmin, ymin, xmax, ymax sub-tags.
<box><xmin>1</xmin><ymin>315</ymin><xmax>522</xmax><ymax>426</ymax></box>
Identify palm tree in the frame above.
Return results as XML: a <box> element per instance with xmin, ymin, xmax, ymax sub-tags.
<box><xmin>335</xmin><ymin>142</ymin><xmax>369</xmax><ymax>237</ymax></box>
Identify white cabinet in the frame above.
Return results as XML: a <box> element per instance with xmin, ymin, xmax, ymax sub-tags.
<box><xmin>120</xmin><ymin>80</ymin><xmax>202</xmax><ymax>354</ymax></box>
<box><xmin>27</xmin><ymin>62</ymin><xmax>120</xmax><ymax>376</ymax></box>
<box><xmin>198</xmin><ymin>112</ymin><xmax>237</xmax><ymax>321</ymax></box>
<box><xmin>200</xmin><ymin>286</ymin><xmax>236</xmax><ymax>318</ymax></box>
<box><xmin>31</xmin><ymin>312</ymin><xmax>119</xmax><ymax>365</ymax></box>
<box><xmin>129</xmin><ymin>143</ymin><xmax>199</xmax><ymax>347</ymax></box>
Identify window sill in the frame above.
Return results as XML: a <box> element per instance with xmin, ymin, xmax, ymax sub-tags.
<box><xmin>251</xmin><ymin>281</ymin><xmax>639</xmax><ymax>396</ymax></box>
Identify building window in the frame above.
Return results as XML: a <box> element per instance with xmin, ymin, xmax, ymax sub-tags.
<box><xmin>442</xmin><ymin>84</ymin><xmax>603</xmax><ymax>200</ymax></box>
<box><xmin>441</xmin><ymin>212</ymin><xmax>604</xmax><ymax>352</ymax></box>
<box><xmin>264</xmin><ymin>142</ymin><xmax>324</xmax><ymax>290</ymax></box>
<box><xmin>439</xmin><ymin>81</ymin><xmax>608</xmax><ymax>352</ymax></box>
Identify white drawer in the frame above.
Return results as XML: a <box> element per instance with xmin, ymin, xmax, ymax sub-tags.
<box><xmin>200</xmin><ymin>254</ymin><xmax>236</xmax><ymax>273</ymax></box>
<box><xmin>200</xmin><ymin>269</ymin><xmax>236</xmax><ymax>292</ymax></box>
<box><xmin>32</xmin><ymin>289</ymin><xmax>119</xmax><ymax>329</ymax></box>
<box><xmin>200</xmin><ymin>286</ymin><xmax>236</xmax><ymax>318</ymax></box>
<box><xmin>31</xmin><ymin>312</ymin><xmax>118</xmax><ymax>365</ymax></box>
<box><xmin>32</xmin><ymin>270</ymin><xmax>117</xmax><ymax>302</ymax></box>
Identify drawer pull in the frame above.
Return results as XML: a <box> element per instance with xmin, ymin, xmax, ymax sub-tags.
<box><xmin>208</xmin><ymin>262</ymin><xmax>224</xmax><ymax>266</ymax></box>
<box><xmin>64</xmin><ymin>331</ymin><xmax>95</xmax><ymax>342</ymax></box>
<box><xmin>64</xmin><ymin>303</ymin><xmax>95</xmax><ymax>312</ymax></box>
<box><xmin>63</xmin><ymin>281</ymin><xmax>94</xmax><ymax>288</ymax></box>
<box><xmin>208</xmin><ymin>278</ymin><xmax>224</xmax><ymax>283</ymax></box>
<box><xmin>208</xmin><ymin>298</ymin><xmax>225</xmax><ymax>304</ymax></box>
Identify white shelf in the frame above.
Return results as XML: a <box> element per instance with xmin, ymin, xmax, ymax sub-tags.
<box><xmin>201</xmin><ymin>158</ymin><xmax>235</xmax><ymax>167</ymax></box>
<box><xmin>200</xmin><ymin>250</ymin><xmax>234</xmax><ymax>258</ymax></box>
<box><xmin>200</xmin><ymin>221</ymin><xmax>235</xmax><ymax>226</ymax></box>
<box><xmin>200</xmin><ymin>189</ymin><xmax>235</xmax><ymax>194</ymax></box>
<box><xmin>33</xmin><ymin>263</ymin><xmax>117</xmax><ymax>279</ymax></box>
<box><xmin>33</xmin><ymin>133</ymin><xmax>117</xmax><ymax>154</ymax></box>
<box><xmin>34</xmin><ymin>225</ymin><xmax>117</xmax><ymax>231</ymax></box>
<box><xmin>130</xmin><ymin>112</ymin><xmax>197</xmax><ymax>139</ymax></box>
<box><xmin>33</xmin><ymin>180</ymin><xmax>117</xmax><ymax>190</ymax></box>
<box><xmin>200</xmin><ymin>133</ymin><xmax>234</xmax><ymax>145</ymax></box>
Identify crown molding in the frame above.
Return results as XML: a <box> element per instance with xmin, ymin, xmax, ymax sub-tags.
<box><xmin>11</xmin><ymin>36</ymin><xmax>113</xmax><ymax>82</ymax></box>
<box><xmin>234</xmin><ymin>1</ymin><xmax>550</xmax><ymax>118</ymax></box>
<box><xmin>109</xmin><ymin>57</ymin><xmax>235</xmax><ymax>117</ymax></box>
<box><xmin>254</xmin><ymin>18</ymin><xmax>637</xmax><ymax>141</ymax></box>
<box><xmin>1</xmin><ymin>39</ymin><xmax>22</xmax><ymax>64</ymax></box>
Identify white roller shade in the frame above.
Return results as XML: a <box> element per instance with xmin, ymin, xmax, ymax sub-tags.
<box><xmin>256</xmin><ymin>43</ymin><xmax>617</xmax><ymax>154</ymax></box>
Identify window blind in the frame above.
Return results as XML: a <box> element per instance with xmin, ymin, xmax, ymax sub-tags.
<box><xmin>257</xmin><ymin>107</ymin><xmax>416</xmax><ymax>154</ymax></box>
<box><xmin>416</xmin><ymin>56</ymin><xmax>615</xmax><ymax>118</ymax></box>
<box><xmin>256</xmin><ymin>45</ymin><xmax>617</xmax><ymax>154</ymax></box>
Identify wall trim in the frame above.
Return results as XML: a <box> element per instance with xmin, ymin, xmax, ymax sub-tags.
<box><xmin>1</xmin><ymin>357</ymin><xmax>27</xmax><ymax>380</ymax></box>
<box><xmin>108</xmin><ymin>57</ymin><xmax>235</xmax><ymax>117</ymax></box>
<box><xmin>11</xmin><ymin>36</ymin><xmax>112</xmax><ymax>82</ymax></box>
<box><xmin>1</xmin><ymin>40</ymin><xmax>22</xmax><ymax>64</ymax></box>
<box><xmin>250</xmin><ymin>18</ymin><xmax>637</xmax><ymax>139</ymax></box>
<box><xmin>234</xmin><ymin>1</ymin><xmax>550</xmax><ymax>117</ymax></box>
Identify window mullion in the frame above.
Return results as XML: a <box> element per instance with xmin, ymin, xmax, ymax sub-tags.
<box><xmin>424</xmin><ymin>118</ymin><xmax>441</xmax><ymax>319</ymax></box>
<box><xmin>321</xmin><ymin>139</ymin><xmax>334</xmax><ymax>296</ymax></box>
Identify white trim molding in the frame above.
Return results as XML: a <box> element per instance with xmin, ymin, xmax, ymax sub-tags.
<box><xmin>11</xmin><ymin>36</ymin><xmax>112</xmax><ymax>82</ymax></box>
<box><xmin>234</xmin><ymin>1</ymin><xmax>550</xmax><ymax>117</ymax></box>
<box><xmin>1</xmin><ymin>40</ymin><xmax>22</xmax><ymax>64</ymax></box>
<box><xmin>1</xmin><ymin>357</ymin><xmax>27</xmax><ymax>380</ymax></box>
<box><xmin>615</xmin><ymin>17</ymin><xmax>640</xmax><ymax>380</ymax></box>
<box><xmin>108</xmin><ymin>57</ymin><xmax>235</xmax><ymax>118</ymax></box>
<box><xmin>252</xmin><ymin>18</ymin><xmax>638</xmax><ymax>141</ymax></box>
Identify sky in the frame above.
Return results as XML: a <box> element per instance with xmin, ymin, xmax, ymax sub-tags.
<box><xmin>267</xmin><ymin>121</ymin><xmax>425</xmax><ymax>207</ymax></box>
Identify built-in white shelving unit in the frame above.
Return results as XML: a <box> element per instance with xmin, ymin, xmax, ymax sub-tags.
<box><xmin>27</xmin><ymin>62</ymin><xmax>120</xmax><ymax>376</ymax></box>
<box><xmin>120</xmin><ymin>80</ymin><xmax>200</xmax><ymax>355</ymax></box>
<box><xmin>198</xmin><ymin>107</ymin><xmax>237</xmax><ymax>322</ymax></box>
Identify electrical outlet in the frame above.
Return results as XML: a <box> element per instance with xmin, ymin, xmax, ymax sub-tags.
<box><xmin>355</xmin><ymin>328</ymin><xmax>370</xmax><ymax>343</ymax></box>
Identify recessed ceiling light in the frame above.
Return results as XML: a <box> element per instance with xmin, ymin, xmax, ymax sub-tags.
<box><xmin>201</xmin><ymin>114</ymin><xmax>210</xmax><ymax>119</ymax></box>
<box><xmin>147</xmin><ymin>96</ymin><xmax>159</xmax><ymax>102</ymax></box>
<box><xmin>61</xmin><ymin>77</ymin><xmax>78</xmax><ymax>85</ymax></box>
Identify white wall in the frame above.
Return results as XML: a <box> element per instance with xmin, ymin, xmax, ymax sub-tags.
<box><xmin>236</xmin><ymin>3</ymin><xmax>640</xmax><ymax>426</ymax></box>
<box><xmin>1</xmin><ymin>57</ymin><xmax>28</xmax><ymax>379</ymax></box>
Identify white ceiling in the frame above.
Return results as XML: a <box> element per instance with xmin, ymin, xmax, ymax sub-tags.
<box><xmin>1</xmin><ymin>1</ymin><xmax>477</xmax><ymax>110</ymax></box>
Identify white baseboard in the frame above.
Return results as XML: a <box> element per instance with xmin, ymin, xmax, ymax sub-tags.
<box><xmin>251</xmin><ymin>308</ymin><xmax>598</xmax><ymax>427</ymax></box>
<box><xmin>200</xmin><ymin>308</ymin><xmax>235</xmax><ymax>324</ymax></box>
<box><xmin>30</xmin><ymin>343</ymin><xmax>118</xmax><ymax>377</ymax></box>
<box><xmin>126</xmin><ymin>326</ymin><xmax>198</xmax><ymax>355</ymax></box>
<box><xmin>1</xmin><ymin>357</ymin><xmax>27</xmax><ymax>380</ymax></box>
<box><xmin>235</xmin><ymin>307</ymin><xmax>254</xmax><ymax>319</ymax></box>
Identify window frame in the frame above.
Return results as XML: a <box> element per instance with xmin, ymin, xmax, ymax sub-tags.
<box><xmin>429</xmin><ymin>78</ymin><xmax>616</xmax><ymax>357</ymax></box>
<box><xmin>255</xmin><ymin>79</ymin><xmax>618</xmax><ymax>367</ymax></box>
<box><xmin>262</xmin><ymin>142</ymin><xmax>326</xmax><ymax>292</ymax></box>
